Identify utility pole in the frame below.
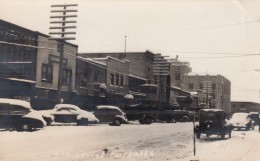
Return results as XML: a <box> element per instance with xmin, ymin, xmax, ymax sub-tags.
<box><xmin>124</xmin><ymin>35</ymin><xmax>127</xmax><ymax>59</ymax></box>
<box><xmin>49</xmin><ymin>4</ymin><xmax>77</xmax><ymax>103</ymax></box>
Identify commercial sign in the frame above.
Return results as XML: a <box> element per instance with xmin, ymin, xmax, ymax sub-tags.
<box><xmin>0</xmin><ymin>62</ymin><xmax>32</xmax><ymax>77</ymax></box>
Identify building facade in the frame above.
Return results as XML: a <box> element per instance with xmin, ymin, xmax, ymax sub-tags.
<box><xmin>231</xmin><ymin>101</ymin><xmax>260</xmax><ymax>114</ymax></box>
<box><xmin>79</xmin><ymin>51</ymin><xmax>158</xmax><ymax>106</ymax></box>
<box><xmin>0</xmin><ymin>19</ymin><xmax>38</xmax><ymax>101</ymax></box>
<box><xmin>0</xmin><ymin>19</ymin><xmax>78</xmax><ymax>109</ymax></box>
<box><xmin>76</xmin><ymin>56</ymin><xmax>130</xmax><ymax>110</ymax></box>
<box><xmin>32</xmin><ymin>33</ymin><xmax>78</xmax><ymax>109</ymax></box>
<box><xmin>169</xmin><ymin>57</ymin><xmax>192</xmax><ymax>106</ymax></box>
<box><xmin>183</xmin><ymin>74</ymin><xmax>231</xmax><ymax>114</ymax></box>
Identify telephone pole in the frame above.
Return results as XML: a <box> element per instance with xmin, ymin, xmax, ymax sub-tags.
<box><xmin>49</xmin><ymin>4</ymin><xmax>77</xmax><ymax>103</ymax></box>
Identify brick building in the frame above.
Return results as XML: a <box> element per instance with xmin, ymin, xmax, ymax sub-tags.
<box><xmin>75</xmin><ymin>56</ymin><xmax>130</xmax><ymax>109</ymax></box>
<box><xmin>183</xmin><ymin>74</ymin><xmax>231</xmax><ymax>114</ymax></box>
<box><xmin>169</xmin><ymin>57</ymin><xmax>192</xmax><ymax>106</ymax></box>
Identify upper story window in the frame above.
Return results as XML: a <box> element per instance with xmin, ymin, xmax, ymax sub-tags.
<box><xmin>120</xmin><ymin>76</ymin><xmax>124</xmax><ymax>87</ymax></box>
<box><xmin>110</xmin><ymin>74</ymin><xmax>114</xmax><ymax>85</ymax></box>
<box><xmin>188</xmin><ymin>83</ymin><xmax>194</xmax><ymax>90</ymax></box>
<box><xmin>175</xmin><ymin>74</ymin><xmax>181</xmax><ymax>80</ymax></box>
<box><xmin>41</xmin><ymin>64</ymin><xmax>53</xmax><ymax>83</ymax></box>
<box><xmin>62</xmin><ymin>68</ymin><xmax>72</xmax><ymax>84</ymax></box>
<box><xmin>115</xmin><ymin>74</ymin><xmax>119</xmax><ymax>86</ymax></box>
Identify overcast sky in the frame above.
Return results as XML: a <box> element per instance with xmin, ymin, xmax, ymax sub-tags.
<box><xmin>1</xmin><ymin>0</ymin><xmax>260</xmax><ymax>103</ymax></box>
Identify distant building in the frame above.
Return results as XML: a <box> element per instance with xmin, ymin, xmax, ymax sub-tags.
<box><xmin>75</xmin><ymin>56</ymin><xmax>130</xmax><ymax>109</ymax></box>
<box><xmin>79</xmin><ymin>51</ymin><xmax>163</xmax><ymax>107</ymax></box>
<box><xmin>231</xmin><ymin>101</ymin><xmax>260</xmax><ymax>114</ymax></box>
<box><xmin>168</xmin><ymin>57</ymin><xmax>192</xmax><ymax>106</ymax></box>
<box><xmin>183</xmin><ymin>74</ymin><xmax>231</xmax><ymax>114</ymax></box>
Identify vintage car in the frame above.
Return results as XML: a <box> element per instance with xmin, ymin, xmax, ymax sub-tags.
<box><xmin>93</xmin><ymin>105</ymin><xmax>128</xmax><ymax>126</ymax></box>
<box><xmin>229</xmin><ymin>112</ymin><xmax>253</xmax><ymax>130</ymax></box>
<box><xmin>0</xmin><ymin>98</ymin><xmax>47</xmax><ymax>131</ymax></box>
<box><xmin>43</xmin><ymin>104</ymin><xmax>99</xmax><ymax>126</ymax></box>
<box><xmin>194</xmin><ymin>109</ymin><xmax>232</xmax><ymax>139</ymax></box>
<box><xmin>248</xmin><ymin>112</ymin><xmax>259</xmax><ymax>128</ymax></box>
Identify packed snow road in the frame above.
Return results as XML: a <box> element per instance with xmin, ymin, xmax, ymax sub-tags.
<box><xmin>0</xmin><ymin>123</ymin><xmax>260</xmax><ymax>161</ymax></box>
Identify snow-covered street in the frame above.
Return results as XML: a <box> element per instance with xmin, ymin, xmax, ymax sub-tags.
<box><xmin>0</xmin><ymin>123</ymin><xmax>260</xmax><ymax>161</ymax></box>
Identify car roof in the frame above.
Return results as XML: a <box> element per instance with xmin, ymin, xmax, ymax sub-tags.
<box><xmin>96</xmin><ymin>105</ymin><xmax>122</xmax><ymax>111</ymax></box>
<box><xmin>0</xmin><ymin>98</ymin><xmax>31</xmax><ymax>109</ymax></box>
<box><xmin>200</xmin><ymin>109</ymin><xmax>224</xmax><ymax>113</ymax></box>
<box><xmin>232</xmin><ymin>112</ymin><xmax>249</xmax><ymax>116</ymax></box>
<box><xmin>54</xmin><ymin>104</ymin><xmax>81</xmax><ymax>110</ymax></box>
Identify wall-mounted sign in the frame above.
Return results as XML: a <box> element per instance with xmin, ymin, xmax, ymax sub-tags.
<box><xmin>0</xmin><ymin>62</ymin><xmax>32</xmax><ymax>77</ymax></box>
<box><xmin>49</xmin><ymin>55</ymin><xmax>67</xmax><ymax>65</ymax></box>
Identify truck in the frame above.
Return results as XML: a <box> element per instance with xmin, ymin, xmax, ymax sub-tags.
<box><xmin>124</xmin><ymin>104</ymin><xmax>197</xmax><ymax>124</ymax></box>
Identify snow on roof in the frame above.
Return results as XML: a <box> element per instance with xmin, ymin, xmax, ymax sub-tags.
<box><xmin>200</xmin><ymin>109</ymin><xmax>224</xmax><ymax>112</ymax></box>
<box><xmin>0</xmin><ymin>98</ymin><xmax>32</xmax><ymax>109</ymax></box>
<box><xmin>77</xmin><ymin>56</ymin><xmax>107</xmax><ymax>66</ymax></box>
<box><xmin>96</xmin><ymin>105</ymin><xmax>123</xmax><ymax>112</ymax></box>
<box><xmin>54</xmin><ymin>104</ymin><xmax>81</xmax><ymax>110</ymax></box>
<box><xmin>129</xmin><ymin>74</ymin><xmax>147</xmax><ymax>81</ymax></box>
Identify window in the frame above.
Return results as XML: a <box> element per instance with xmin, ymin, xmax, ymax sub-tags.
<box><xmin>199</xmin><ymin>83</ymin><xmax>203</xmax><ymax>89</ymax></box>
<box><xmin>110</xmin><ymin>74</ymin><xmax>114</xmax><ymax>85</ymax></box>
<box><xmin>62</xmin><ymin>68</ymin><xmax>72</xmax><ymax>84</ymax></box>
<box><xmin>95</xmin><ymin>73</ymin><xmax>100</xmax><ymax>82</ymax></box>
<box><xmin>41</xmin><ymin>64</ymin><xmax>53</xmax><ymax>82</ymax></box>
<box><xmin>175</xmin><ymin>74</ymin><xmax>181</xmax><ymax>80</ymax></box>
<box><xmin>212</xmin><ymin>83</ymin><xmax>216</xmax><ymax>90</ymax></box>
<box><xmin>188</xmin><ymin>83</ymin><xmax>194</xmax><ymax>90</ymax></box>
<box><xmin>120</xmin><ymin>76</ymin><xmax>124</xmax><ymax>87</ymax></box>
<box><xmin>115</xmin><ymin>74</ymin><xmax>119</xmax><ymax>86</ymax></box>
<box><xmin>80</xmin><ymin>75</ymin><xmax>88</xmax><ymax>87</ymax></box>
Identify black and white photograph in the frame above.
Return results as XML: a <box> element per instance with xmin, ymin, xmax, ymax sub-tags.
<box><xmin>1</xmin><ymin>0</ymin><xmax>260</xmax><ymax>161</ymax></box>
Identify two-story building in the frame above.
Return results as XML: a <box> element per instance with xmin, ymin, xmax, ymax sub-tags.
<box><xmin>0</xmin><ymin>19</ymin><xmax>78</xmax><ymax>109</ymax></box>
<box><xmin>76</xmin><ymin>56</ymin><xmax>130</xmax><ymax>110</ymax></box>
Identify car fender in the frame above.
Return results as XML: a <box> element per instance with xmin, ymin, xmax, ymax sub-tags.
<box><xmin>77</xmin><ymin>112</ymin><xmax>99</xmax><ymax>123</ymax></box>
<box><xmin>115</xmin><ymin>115</ymin><xmax>128</xmax><ymax>123</ymax></box>
<box><xmin>21</xmin><ymin>111</ymin><xmax>47</xmax><ymax>127</ymax></box>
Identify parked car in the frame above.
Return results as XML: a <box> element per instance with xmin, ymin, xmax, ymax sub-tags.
<box><xmin>0</xmin><ymin>98</ymin><xmax>47</xmax><ymax>131</ymax></box>
<box><xmin>230</xmin><ymin>112</ymin><xmax>253</xmax><ymax>130</ymax></box>
<box><xmin>43</xmin><ymin>104</ymin><xmax>99</xmax><ymax>126</ymax></box>
<box><xmin>93</xmin><ymin>105</ymin><xmax>128</xmax><ymax>126</ymax></box>
<box><xmin>248</xmin><ymin>112</ymin><xmax>259</xmax><ymax>128</ymax></box>
<box><xmin>194</xmin><ymin>109</ymin><xmax>232</xmax><ymax>139</ymax></box>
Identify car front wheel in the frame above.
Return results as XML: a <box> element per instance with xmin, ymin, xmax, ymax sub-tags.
<box><xmin>18</xmin><ymin>122</ymin><xmax>33</xmax><ymax>132</ymax></box>
<box><xmin>196</xmin><ymin>132</ymin><xmax>201</xmax><ymax>139</ymax></box>
<box><xmin>229</xmin><ymin>131</ymin><xmax>232</xmax><ymax>138</ymax></box>
<box><xmin>113</xmin><ymin>119</ymin><xmax>121</xmax><ymax>126</ymax></box>
<box><xmin>77</xmin><ymin>118</ymin><xmax>89</xmax><ymax>126</ymax></box>
<box><xmin>220</xmin><ymin>133</ymin><xmax>225</xmax><ymax>139</ymax></box>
